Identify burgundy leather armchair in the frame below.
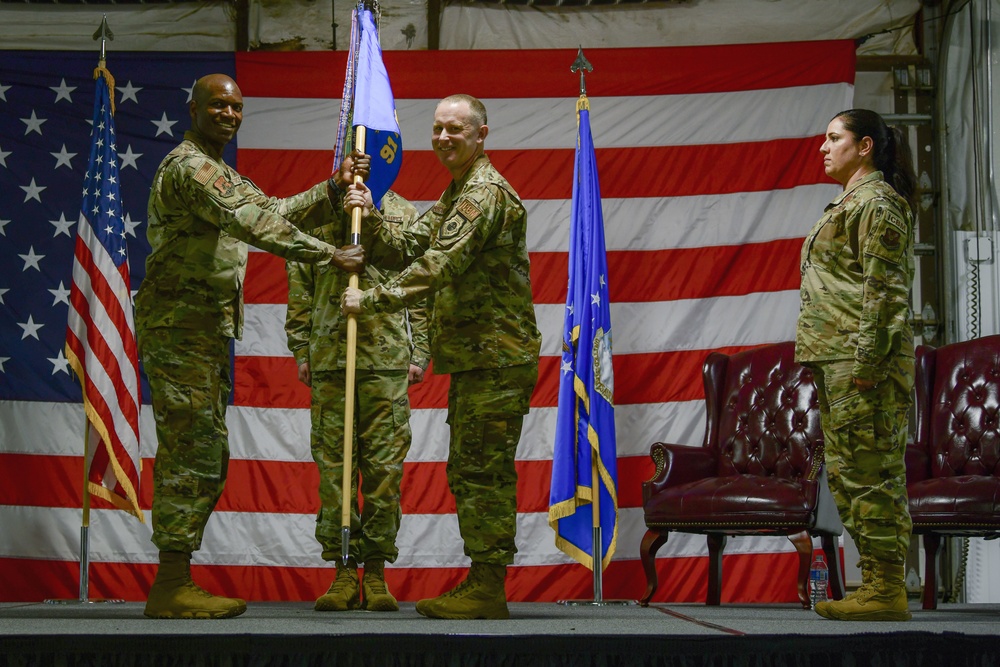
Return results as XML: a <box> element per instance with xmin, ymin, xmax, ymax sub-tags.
<box><xmin>638</xmin><ymin>342</ymin><xmax>845</xmax><ymax>608</ymax></box>
<box><xmin>906</xmin><ymin>335</ymin><xmax>1000</xmax><ymax>609</ymax></box>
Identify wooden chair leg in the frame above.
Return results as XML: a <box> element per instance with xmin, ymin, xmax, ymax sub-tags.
<box><xmin>821</xmin><ymin>534</ymin><xmax>846</xmax><ymax>600</ymax></box>
<box><xmin>706</xmin><ymin>533</ymin><xmax>727</xmax><ymax>605</ymax></box>
<box><xmin>788</xmin><ymin>530</ymin><xmax>811</xmax><ymax>609</ymax></box>
<box><xmin>922</xmin><ymin>533</ymin><xmax>941</xmax><ymax>610</ymax></box>
<box><xmin>638</xmin><ymin>529</ymin><xmax>669</xmax><ymax>607</ymax></box>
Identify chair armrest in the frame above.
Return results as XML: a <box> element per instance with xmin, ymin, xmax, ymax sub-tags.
<box><xmin>642</xmin><ymin>442</ymin><xmax>715</xmax><ymax>501</ymax></box>
<box><xmin>905</xmin><ymin>441</ymin><xmax>930</xmax><ymax>485</ymax></box>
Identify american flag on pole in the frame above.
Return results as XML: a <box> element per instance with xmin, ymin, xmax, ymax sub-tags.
<box><xmin>0</xmin><ymin>43</ymin><xmax>854</xmax><ymax>603</ymax></box>
<box><xmin>64</xmin><ymin>65</ymin><xmax>142</xmax><ymax>520</ymax></box>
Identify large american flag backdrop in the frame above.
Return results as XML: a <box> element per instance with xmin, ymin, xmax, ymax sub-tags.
<box><xmin>0</xmin><ymin>42</ymin><xmax>854</xmax><ymax>603</ymax></box>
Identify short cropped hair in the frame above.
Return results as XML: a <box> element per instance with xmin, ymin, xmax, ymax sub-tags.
<box><xmin>441</xmin><ymin>94</ymin><xmax>487</xmax><ymax>128</ymax></box>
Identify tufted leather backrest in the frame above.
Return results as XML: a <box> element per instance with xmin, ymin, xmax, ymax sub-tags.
<box><xmin>705</xmin><ymin>342</ymin><xmax>822</xmax><ymax>481</ymax></box>
<box><xmin>918</xmin><ymin>335</ymin><xmax>1000</xmax><ymax>479</ymax></box>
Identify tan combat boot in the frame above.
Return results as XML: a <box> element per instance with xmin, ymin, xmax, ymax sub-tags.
<box><xmin>361</xmin><ymin>560</ymin><xmax>398</xmax><ymax>612</ymax></box>
<box><xmin>415</xmin><ymin>562</ymin><xmax>509</xmax><ymax>619</ymax></box>
<box><xmin>822</xmin><ymin>559</ymin><xmax>911</xmax><ymax>621</ymax></box>
<box><xmin>144</xmin><ymin>551</ymin><xmax>246</xmax><ymax>619</ymax></box>
<box><xmin>315</xmin><ymin>558</ymin><xmax>360</xmax><ymax>611</ymax></box>
<box><xmin>814</xmin><ymin>555</ymin><xmax>873</xmax><ymax>619</ymax></box>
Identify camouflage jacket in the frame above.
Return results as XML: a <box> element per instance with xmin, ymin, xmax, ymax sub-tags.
<box><xmin>360</xmin><ymin>155</ymin><xmax>541</xmax><ymax>374</ymax></box>
<box><xmin>795</xmin><ymin>171</ymin><xmax>915</xmax><ymax>382</ymax></box>
<box><xmin>285</xmin><ymin>190</ymin><xmax>431</xmax><ymax>372</ymax></box>
<box><xmin>136</xmin><ymin>131</ymin><xmax>338</xmax><ymax>339</ymax></box>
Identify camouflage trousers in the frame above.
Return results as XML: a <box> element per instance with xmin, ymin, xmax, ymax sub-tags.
<box><xmin>446</xmin><ymin>364</ymin><xmax>538</xmax><ymax>566</ymax></box>
<box><xmin>812</xmin><ymin>358</ymin><xmax>914</xmax><ymax>564</ymax></box>
<box><xmin>311</xmin><ymin>369</ymin><xmax>411</xmax><ymax>563</ymax></box>
<box><xmin>139</xmin><ymin>326</ymin><xmax>232</xmax><ymax>554</ymax></box>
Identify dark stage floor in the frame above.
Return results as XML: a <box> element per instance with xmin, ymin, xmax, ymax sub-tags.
<box><xmin>1</xmin><ymin>600</ymin><xmax>998</xmax><ymax>666</ymax></box>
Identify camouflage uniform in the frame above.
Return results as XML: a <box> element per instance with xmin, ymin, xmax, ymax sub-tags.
<box><xmin>137</xmin><ymin>131</ymin><xmax>342</xmax><ymax>554</ymax></box>
<box><xmin>285</xmin><ymin>191</ymin><xmax>431</xmax><ymax>564</ymax></box>
<box><xmin>360</xmin><ymin>154</ymin><xmax>541</xmax><ymax>565</ymax></box>
<box><xmin>795</xmin><ymin>171</ymin><xmax>915</xmax><ymax>565</ymax></box>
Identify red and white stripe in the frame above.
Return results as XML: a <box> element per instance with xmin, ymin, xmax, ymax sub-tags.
<box><xmin>64</xmin><ymin>208</ymin><xmax>143</xmax><ymax>520</ymax></box>
<box><xmin>0</xmin><ymin>41</ymin><xmax>854</xmax><ymax>603</ymax></box>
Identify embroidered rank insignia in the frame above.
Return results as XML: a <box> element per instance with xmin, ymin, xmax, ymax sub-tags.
<box><xmin>457</xmin><ymin>199</ymin><xmax>482</xmax><ymax>223</ymax></box>
<box><xmin>194</xmin><ymin>162</ymin><xmax>217</xmax><ymax>185</ymax></box>
<box><xmin>213</xmin><ymin>175</ymin><xmax>236</xmax><ymax>198</ymax></box>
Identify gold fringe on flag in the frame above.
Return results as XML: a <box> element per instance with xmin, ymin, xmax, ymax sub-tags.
<box><xmin>93</xmin><ymin>62</ymin><xmax>116</xmax><ymax>116</ymax></box>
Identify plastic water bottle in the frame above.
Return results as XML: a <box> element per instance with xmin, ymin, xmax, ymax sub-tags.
<box><xmin>810</xmin><ymin>552</ymin><xmax>829</xmax><ymax>607</ymax></box>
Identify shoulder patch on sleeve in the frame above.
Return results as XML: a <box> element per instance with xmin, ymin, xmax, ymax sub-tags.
<box><xmin>456</xmin><ymin>199</ymin><xmax>482</xmax><ymax>223</ymax></box>
<box><xmin>438</xmin><ymin>215</ymin><xmax>467</xmax><ymax>242</ymax></box>
<box><xmin>212</xmin><ymin>174</ymin><xmax>236</xmax><ymax>198</ymax></box>
<box><xmin>193</xmin><ymin>162</ymin><xmax>217</xmax><ymax>186</ymax></box>
<box><xmin>864</xmin><ymin>204</ymin><xmax>910</xmax><ymax>265</ymax></box>
<box><xmin>879</xmin><ymin>226</ymin><xmax>902</xmax><ymax>252</ymax></box>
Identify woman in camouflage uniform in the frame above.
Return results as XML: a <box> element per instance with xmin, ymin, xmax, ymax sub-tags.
<box><xmin>795</xmin><ymin>109</ymin><xmax>917</xmax><ymax>621</ymax></box>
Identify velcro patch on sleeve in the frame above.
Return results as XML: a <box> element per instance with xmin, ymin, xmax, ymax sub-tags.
<box><xmin>438</xmin><ymin>216</ymin><xmax>466</xmax><ymax>242</ymax></box>
<box><xmin>456</xmin><ymin>199</ymin><xmax>482</xmax><ymax>223</ymax></box>
<box><xmin>864</xmin><ymin>205</ymin><xmax>909</xmax><ymax>265</ymax></box>
<box><xmin>213</xmin><ymin>175</ymin><xmax>236</xmax><ymax>198</ymax></box>
<box><xmin>879</xmin><ymin>227</ymin><xmax>902</xmax><ymax>252</ymax></box>
<box><xmin>193</xmin><ymin>162</ymin><xmax>217</xmax><ymax>185</ymax></box>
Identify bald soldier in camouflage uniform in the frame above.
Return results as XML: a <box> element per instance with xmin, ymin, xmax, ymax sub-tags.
<box><xmin>285</xmin><ymin>188</ymin><xmax>430</xmax><ymax>612</ymax></box>
<box><xmin>342</xmin><ymin>94</ymin><xmax>541</xmax><ymax>619</ymax></box>
<box><xmin>136</xmin><ymin>73</ymin><xmax>364</xmax><ymax>620</ymax></box>
<box><xmin>797</xmin><ymin>110</ymin><xmax>917</xmax><ymax>622</ymax></box>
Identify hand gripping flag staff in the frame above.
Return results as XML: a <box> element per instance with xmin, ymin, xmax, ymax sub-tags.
<box><xmin>548</xmin><ymin>49</ymin><xmax>631</xmax><ymax>606</ymax></box>
<box><xmin>333</xmin><ymin>0</ymin><xmax>402</xmax><ymax>566</ymax></box>
<box><xmin>55</xmin><ymin>15</ymin><xmax>143</xmax><ymax>606</ymax></box>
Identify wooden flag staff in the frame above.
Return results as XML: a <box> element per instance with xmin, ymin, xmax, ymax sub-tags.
<box><xmin>341</xmin><ymin>125</ymin><xmax>367</xmax><ymax>566</ymax></box>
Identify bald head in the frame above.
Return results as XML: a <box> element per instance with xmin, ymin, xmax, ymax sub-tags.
<box><xmin>189</xmin><ymin>73</ymin><xmax>244</xmax><ymax>158</ymax></box>
<box><xmin>192</xmin><ymin>74</ymin><xmax>241</xmax><ymax>106</ymax></box>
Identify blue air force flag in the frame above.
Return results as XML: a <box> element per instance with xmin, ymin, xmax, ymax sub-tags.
<box><xmin>351</xmin><ymin>7</ymin><xmax>401</xmax><ymax>205</ymax></box>
<box><xmin>548</xmin><ymin>99</ymin><xmax>619</xmax><ymax>570</ymax></box>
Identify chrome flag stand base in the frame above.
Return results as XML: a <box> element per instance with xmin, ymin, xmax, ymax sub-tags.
<box><xmin>44</xmin><ymin>525</ymin><xmax>124</xmax><ymax>605</ymax></box>
<box><xmin>559</xmin><ymin>598</ymin><xmax>634</xmax><ymax>607</ymax></box>
<box><xmin>558</xmin><ymin>527</ymin><xmax>635</xmax><ymax>606</ymax></box>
